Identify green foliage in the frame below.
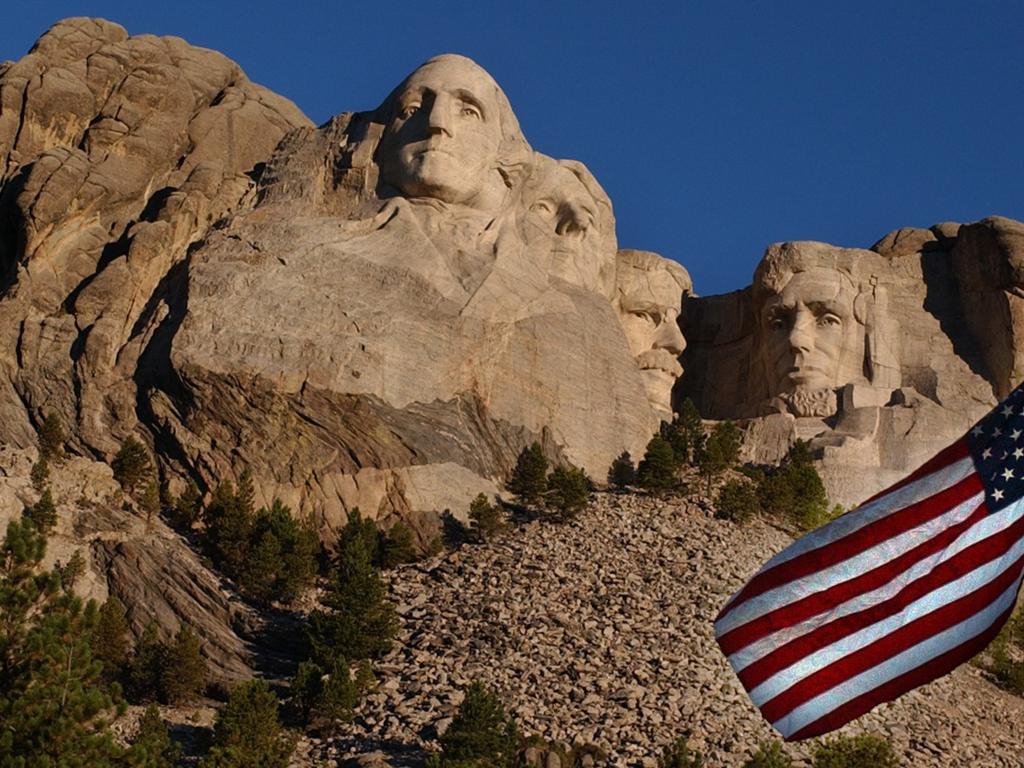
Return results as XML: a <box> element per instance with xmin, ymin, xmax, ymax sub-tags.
<box><xmin>160</xmin><ymin>624</ymin><xmax>207</xmax><ymax>705</ymax></box>
<box><xmin>811</xmin><ymin>733</ymin><xmax>898</xmax><ymax>768</ymax></box>
<box><xmin>607</xmin><ymin>450</ymin><xmax>637</xmax><ymax>488</ymax></box>
<box><xmin>59</xmin><ymin>549</ymin><xmax>87</xmax><ymax>591</ymax></box>
<box><xmin>30</xmin><ymin>457</ymin><xmax>49</xmax><ymax>491</ymax></box>
<box><xmin>715</xmin><ymin>478</ymin><xmax>760</xmax><ymax>524</ymax></box>
<box><xmin>758</xmin><ymin>440</ymin><xmax>831</xmax><ymax>531</ymax></box>
<box><xmin>431</xmin><ymin>682</ymin><xmax>518</xmax><ymax>768</ymax></box>
<box><xmin>637</xmin><ymin>435</ymin><xmax>678</xmax><ymax>493</ymax></box>
<box><xmin>141</xmin><ymin>480</ymin><xmax>161</xmax><ymax>523</ymax></box>
<box><xmin>657</xmin><ymin>735</ymin><xmax>704</xmax><ymax>767</ymax></box>
<box><xmin>25</xmin><ymin>487</ymin><xmax>57</xmax><ymax>533</ymax></box>
<box><xmin>980</xmin><ymin>612</ymin><xmax>1024</xmax><ymax>694</ymax></box>
<box><xmin>129</xmin><ymin>704</ymin><xmax>182</xmax><ymax>768</ymax></box>
<box><xmin>129</xmin><ymin>622</ymin><xmax>166</xmax><ymax>702</ymax></box>
<box><xmin>468</xmin><ymin>493</ymin><xmax>506</xmax><ymax>542</ymax></box>
<box><xmin>743</xmin><ymin>741</ymin><xmax>793</xmax><ymax>768</ymax></box>
<box><xmin>203</xmin><ymin>479</ymin><xmax>255</xmax><ymax>579</ymax></box>
<box><xmin>666</xmin><ymin>399</ymin><xmax>705</xmax><ymax>467</ymax></box>
<box><xmin>507</xmin><ymin>442</ymin><xmax>549</xmax><ymax>506</ymax></box>
<box><xmin>38</xmin><ymin>410</ymin><xmax>66</xmax><ymax>462</ymax></box>
<box><xmin>307</xmin><ymin>509</ymin><xmax>397</xmax><ymax>666</ymax></box>
<box><xmin>0</xmin><ymin>512</ymin><xmax>127</xmax><ymax>766</ymax></box>
<box><xmin>174</xmin><ymin>481</ymin><xmax>203</xmax><ymax>528</ymax></box>
<box><xmin>93</xmin><ymin>597</ymin><xmax>131</xmax><ymax>684</ymax></box>
<box><xmin>378</xmin><ymin>521</ymin><xmax>418</xmax><ymax>568</ymax></box>
<box><xmin>699</xmin><ymin>419</ymin><xmax>741</xmax><ymax>492</ymax></box>
<box><xmin>199</xmin><ymin>679</ymin><xmax>293</xmax><ymax>768</ymax></box>
<box><xmin>546</xmin><ymin>464</ymin><xmax>592</xmax><ymax>519</ymax></box>
<box><xmin>112</xmin><ymin>436</ymin><xmax>153</xmax><ymax>495</ymax></box>
<box><xmin>238</xmin><ymin>499</ymin><xmax>319</xmax><ymax>604</ymax></box>
<box><xmin>291</xmin><ymin>657</ymin><xmax>360</xmax><ymax>728</ymax></box>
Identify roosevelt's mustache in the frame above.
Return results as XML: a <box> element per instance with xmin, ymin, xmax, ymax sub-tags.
<box><xmin>636</xmin><ymin>349</ymin><xmax>683</xmax><ymax>376</ymax></box>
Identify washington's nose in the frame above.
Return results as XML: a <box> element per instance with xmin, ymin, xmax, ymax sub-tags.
<box><xmin>426</xmin><ymin>93</ymin><xmax>454</xmax><ymax>137</ymax></box>
<box><xmin>654</xmin><ymin>313</ymin><xmax>686</xmax><ymax>356</ymax></box>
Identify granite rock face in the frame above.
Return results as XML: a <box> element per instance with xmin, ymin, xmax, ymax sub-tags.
<box><xmin>681</xmin><ymin>218</ymin><xmax>1024</xmax><ymax>507</ymax></box>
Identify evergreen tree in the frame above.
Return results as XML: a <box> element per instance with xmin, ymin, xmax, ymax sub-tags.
<box><xmin>128</xmin><ymin>622</ymin><xmax>166</xmax><ymax>703</ymax></box>
<box><xmin>507</xmin><ymin>442</ymin><xmax>548</xmax><ymax>506</ymax></box>
<box><xmin>129</xmin><ymin>704</ymin><xmax>182</xmax><ymax>768</ymax></box>
<box><xmin>607</xmin><ymin>451</ymin><xmax>637</xmax><ymax>489</ymax></box>
<box><xmin>173</xmin><ymin>480</ymin><xmax>203</xmax><ymax>528</ymax></box>
<box><xmin>637</xmin><ymin>435</ymin><xmax>678</xmax><ymax>493</ymax></box>
<box><xmin>546</xmin><ymin>464</ymin><xmax>592</xmax><ymax>520</ymax></box>
<box><xmin>758</xmin><ymin>440</ymin><xmax>830</xmax><ymax>531</ymax></box>
<box><xmin>141</xmin><ymin>480</ymin><xmax>161</xmax><ymax>526</ymax></box>
<box><xmin>292</xmin><ymin>656</ymin><xmax>359</xmax><ymax>728</ymax></box>
<box><xmin>665</xmin><ymin>398</ymin><xmax>704</xmax><ymax>467</ymax></box>
<box><xmin>200</xmin><ymin>679</ymin><xmax>293</xmax><ymax>768</ymax></box>
<box><xmin>58</xmin><ymin>549</ymin><xmax>86</xmax><ymax>591</ymax></box>
<box><xmin>715</xmin><ymin>478</ymin><xmax>760</xmax><ymax>524</ymax></box>
<box><xmin>238</xmin><ymin>499</ymin><xmax>318</xmax><ymax>604</ymax></box>
<box><xmin>38</xmin><ymin>411</ymin><xmax>66</xmax><ymax>462</ymax></box>
<box><xmin>307</xmin><ymin>509</ymin><xmax>397</xmax><ymax>666</ymax></box>
<box><xmin>112</xmin><ymin>436</ymin><xmax>153</xmax><ymax>495</ymax></box>
<box><xmin>698</xmin><ymin>419</ymin><xmax>741</xmax><ymax>493</ymax></box>
<box><xmin>203</xmin><ymin>479</ymin><xmax>255</xmax><ymax>579</ymax></box>
<box><xmin>30</xmin><ymin>457</ymin><xmax>49</xmax><ymax>491</ymax></box>
<box><xmin>429</xmin><ymin>682</ymin><xmax>518</xmax><ymax>768</ymax></box>
<box><xmin>93</xmin><ymin>596</ymin><xmax>131</xmax><ymax>684</ymax></box>
<box><xmin>160</xmin><ymin>624</ymin><xmax>206</xmax><ymax>705</ymax></box>
<box><xmin>25</xmin><ymin>487</ymin><xmax>57</xmax><ymax>533</ymax></box>
<box><xmin>468</xmin><ymin>493</ymin><xmax>506</xmax><ymax>542</ymax></box>
<box><xmin>378</xmin><ymin>521</ymin><xmax>417</xmax><ymax>568</ymax></box>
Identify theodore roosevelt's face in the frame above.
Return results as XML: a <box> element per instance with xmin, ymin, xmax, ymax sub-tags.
<box><xmin>761</xmin><ymin>267</ymin><xmax>862</xmax><ymax>395</ymax></box>
<box><xmin>378</xmin><ymin>58</ymin><xmax>504</xmax><ymax>209</ymax></box>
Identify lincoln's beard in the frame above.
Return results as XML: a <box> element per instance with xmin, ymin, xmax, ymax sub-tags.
<box><xmin>781</xmin><ymin>387</ymin><xmax>837</xmax><ymax>418</ymax></box>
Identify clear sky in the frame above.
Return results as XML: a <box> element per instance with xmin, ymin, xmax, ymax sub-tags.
<box><xmin>3</xmin><ymin>1</ymin><xmax>1022</xmax><ymax>296</ymax></box>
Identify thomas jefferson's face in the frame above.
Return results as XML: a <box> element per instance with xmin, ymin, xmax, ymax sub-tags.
<box><xmin>618</xmin><ymin>264</ymin><xmax>687</xmax><ymax>416</ymax></box>
<box><xmin>761</xmin><ymin>267</ymin><xmax>862</xmax><ymax>395</ymax></box>
<box><xmin>379</xmin><ymin>58</ymin><xmax>504</xmax><ymax>208</ymax></box>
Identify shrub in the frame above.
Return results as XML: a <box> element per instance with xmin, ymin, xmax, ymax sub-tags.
<box><xmin>811</xmin><ymin>733</ymin><xmax>898</xmax><ymax>768</ymax></box>
<box><xmin>129</xmin><ymin>704</ymin><xmax>182</xmax><ymax>768</ymax></box>
<box><xmin>30</xmin><ymin>458</ymin><xmax>49</xmax><ymax>491</ymax></box>
<box><xmin>111</xmin><ymin>436</ymin><xmax>153</xmax><ymax>495</ymax></box>
<box><xmin>699</xmin><ymin>419</ymin><xmax>741</xmax><ymax>492</ymax></box>
<box><xmin>429</xmin><ymin>682</ymin><xmax>518</xmax><ymax>768</ymax></box>
<box><xmin>546</xmin><ymin>464</ymin><xmax>591</xmax><ymax>520</ymax></box>
<box><xmin>507</xmin><ymin>442</ymin><xmax>548</xmax><ymax>506</ymax></box>
<box><xmin>637</xmin><ymin>435</ymin><xmax>677</xmax><ymax>493</ymax></box>
<box><xmin>665</xmin><ymin>398</ymin><xmax>704</xmax><ymax>467</ymax></box>
<box><xmin>743</xmin><ymin>741</ymin><xmax>793</xmax><ymax>768</ymax></box>
<box><xmin>160</xmin><ymin>624</ymin><xmax>207</xmax><ymax>705</ymax></box>
<box><xmin>200</xmin><ymin>679</ymin><xmax>293</xmax><ymax>768</ymax></box>
<box><xmin>657</xmin><ymin>735</ymin><xmax>703</xmax><ymax>767</ymax></box>
<box><xmin>238</xmin><ymin>499</ymin><xmax>319</xmax><ymax>604</ymax></box>
<box><xmin>292</xmin><ymin>657</ymin><xmax>361</xmax><ymax>728</ymax></box>
<box><xmin>468</xmin><ymin>493</ymin><xmax>506</xmax><ymax>542</ymax></box>
<box><xmin>38</xmin><ymin>411</ymin><xmax>66</xmax><ymax>462</ymax></box>
<box><xmin>716</xmin><ymin>478</ymin><xmax>760</xmax><ymax>524</ymax></box>
<box><xmin>607</xmin><ymin>450</ymin><xmax>637</xmax><ymax>488</ymax></box>
<box><xmin>378</xmin><ymin>521</ymin><xmax>418</xmax><ymax>568</ymax></box>
<box><xmin>25</xmin><ymin>488</ymin><xmax>57</xmax><ymax>533</ymax></box>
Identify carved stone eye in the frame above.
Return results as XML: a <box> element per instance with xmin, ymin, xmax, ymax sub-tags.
<box><xmin>817</xmin><ymin>314</ymin><xmax>841</xmax><ymax>328</ymax></box>
<box><xmin>400</xmin><ymin>104</ymin><xmax>421</xmax><ymax>119</ymax></box>
<box><xmin>460</xmin><ymin>104</ymin><xmax>482</xmax><ymax>120</ymax></box>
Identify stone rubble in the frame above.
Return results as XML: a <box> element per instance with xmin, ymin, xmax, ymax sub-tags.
<box><xmin>305</xmin><ymin>491</ymin><xmax>1024</xmax><ymax>767</ymax></box>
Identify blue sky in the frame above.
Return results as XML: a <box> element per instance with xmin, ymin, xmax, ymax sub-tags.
<box><xmin>3</xmin><ymin>2</ymin><xmax>1022</xmax><ymax>296</ymax></box>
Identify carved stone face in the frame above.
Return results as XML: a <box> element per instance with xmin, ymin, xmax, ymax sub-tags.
<box><xmin>378</xmin><ymin>57</ymin><xmax>507</xmax><ymax>210</ymax></box>
<box><xmin>760</xmin><ymin>267</ymin><xmax>863</xmax><ymax>396</ymax></box>
<box><xmin>522</xmin><ymin>160</ymin><xmax>615</xmax><ymax>296</ymax></box>
<box><xmin>616</xmin><ymin>252</ymin><xmax>690</xmax><ymax>418</ymax></box>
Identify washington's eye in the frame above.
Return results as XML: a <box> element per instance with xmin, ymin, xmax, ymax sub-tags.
<box><xmin>400</xmin><ymin>103</ymin><xmax>421</xmax><ymax>119</ymax></box>
<box><xmin>769</xmin><ymin>315</ymin><xmax>787</xmax><ymax>330</ymax></box>
<box><xmin>460</xmin><ymin>103</ymin><xmax>482</xmax><ymax>120</ymax></box>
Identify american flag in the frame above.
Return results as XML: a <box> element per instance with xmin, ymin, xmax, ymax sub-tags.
<box><xmin>714</xmin><ymin>383</ymin><xmax>1024</xmax><ymax>740</ymax></box>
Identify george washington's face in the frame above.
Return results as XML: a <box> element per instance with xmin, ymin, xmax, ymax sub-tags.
<box><xmin>378</xmin><ymin>58</ymin><xmax>506</xmax><ymax>210</ymax></box>
<box><xmin>760</xmin><ymin>267</ymin><xmax>863</xmax><ymax>396</ymax></box>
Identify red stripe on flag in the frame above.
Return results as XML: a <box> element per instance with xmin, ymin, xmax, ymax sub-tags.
<box><xmin>759</xmin><ymin>548</ymin><xmax>1024</xmax><ymax>724</ymax></box>
<box><xmin>737</xmin><ymin>502</ymin><xmax>1017</xmax><ymax>689</ymax></box>
<box><xmin>720</xmin><ymin>498</ymin><xmax>989</xmax><ymax>658</ymax></box>
<box><xmin>717</xmin><ymin>472</ymin><xmax>982</xmax><ymax>623</ymax></box>
<box><xmin>785</xmin><ymin>602</ymin><xmax>1014</xmax><ymax>741</ymax></box>
<box><xmin>859</xmin><ymin>439</ymin><xmax>971</xmax><ymax>507</ymax></box>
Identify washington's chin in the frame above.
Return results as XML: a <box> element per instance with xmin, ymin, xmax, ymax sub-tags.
<box><xmin>641</xmin><ymin>368</ymin><xmax>678</xmax><ymax>417</ymax></box>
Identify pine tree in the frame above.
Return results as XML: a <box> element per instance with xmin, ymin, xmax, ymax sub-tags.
<box><xmin>30</xmin><ymin>457</ymin><xmax>49</xmax><ymax>491</ymax></box>
<box><xmin>129</xmin><ymin>704</ymin><xmax>182</xmax><ymax>768</ymax></box>
<box><xmin>546</xmin><ymin>465</ymin><xmax>592</xmax><ymax>520</ymax></box>
<box><xmin>58</xmin><ymin>549</ymin><xmax>86</xmax><ymax>591</ymax></box>
<box><xmin>238</xmin><ymin>499</ymin><xmax>318</xmax><ymax>604</ymax></box>
<box><xmin>141</xmin><ymin>480</ymin><xmax>161</xmax><ymax>527</ymax></box>
<box><xmin>199</xmin><ymin>679</ymin><xmax>293</xmax><ymax>768</ymax></box>
<box><xmin>507</xmin><ymin>442</ymin><xmax>548</xmax><ymax>506</ymax></box>
<box><xmin>204</xmin><ymin>479</ymin><xmax>255</xmax><ymax>579</ymax></box>
<box><xmin>665</xmin><ymin>398</ymin><xmax>705</xmax><ymax>467</ymax></box>
<box><xmin>699</xmin><ymin>419</ymin><xmax>741</xmax><ymax>493</ymax></box>
<box><xmin>430</xmin><ymin>682</ymin><xmax>518</xmax><ymax>768</ymax></box>
<box><xmin>93</xmin><ymin>597</ymin><xmax>131</xmax><ymax>684</ymax></box>
<box><xmin>378</xmin><ymin>521</ymin><xmax>417</xmax><ymax>568</ymax></box>
<box><xmin>25</xmin><ymin>487</ymin><xmax>57</xmax><ymax>533</ymax></box>
<box><xmin>173</xmin><ymin>481</ymin><xmax>203</xmax><ymax>528</ymax></box>
<box><xmin>637</xmin><ymin>435</ymin><xmax>677</xmax><ymax>494</ymax></box>
<box><xmin>468</xmin><ymin>493</ymin><xmax>506</xmax><ymax>542</ymax></box>
<box><xmin>38</xmin><ymin>410</ymin><xmax>66</xmax><ymax>462</ymax></box>
<box><xmin>715</xmin><ymin>478</ymin><xmax>760</xmax><ymax>524</ymax></box>
<box><xmin>160</xmin><ymin>624</ymin><xmax>207</xmax><ymax>704</ymax></box>
<box><xmin>307</xmin><ymin>509</ymin><xmax>397</xmax><ymax>666</ymax></box>
<box><xmin>128</xmin><ymin>622</ymin><xmax>167</xmax><ymax>703</ymax></box>
<box><xmin>112</xmin><ymin>436</ymin><xmax>153</xmax><ymax>496</ymax></box>
<box><xmin>607</xmin><ymin>451</ymin><xmax>637</xmax><ymax>488</ymax></box>
<box><xmin>758</xmin><ymin>440</ymin><xmax>830</xmax><ymax>531</ymax></box>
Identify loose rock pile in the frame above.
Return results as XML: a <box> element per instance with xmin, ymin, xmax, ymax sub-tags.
<box><xmin>312</xmin><ymin>492</ymin><xmax>1024</xmax><ymax>767</ymax></box>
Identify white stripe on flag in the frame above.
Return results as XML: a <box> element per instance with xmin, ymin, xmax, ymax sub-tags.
<box><xmin>771</xmin><ymin>573</ymin><xmax>1024</xmax><ymax>738</ymax></box>
<box><xmin>750</xmin><ymin>496</ymin><xmax>1024</xmax><ymax>706</ymax></box>
<box><xmin>716</xmin><ymin>482</ymin><xmax>983</xmax><ymax>638</ymax></box>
